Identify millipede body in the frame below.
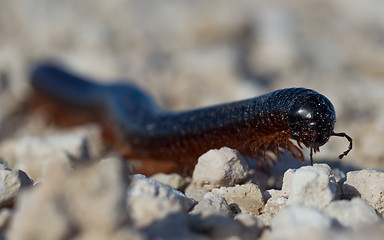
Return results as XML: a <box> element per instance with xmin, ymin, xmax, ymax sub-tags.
<box><xmin>30</xmin><ymin>64</ymin><xmax>352</xmax><ymax>170</ymax></box>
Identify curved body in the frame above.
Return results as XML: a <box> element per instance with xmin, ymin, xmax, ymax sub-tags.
<box><xmin>31</xmin><ymin>64</ymin><xmax>352</xmax><ymax>168</ymax></box>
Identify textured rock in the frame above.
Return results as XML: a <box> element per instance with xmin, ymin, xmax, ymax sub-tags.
<box><xmin>190</xmin><ymin>192</ymin><xmax>231</xmax><ymax>216</ymax></box>
<box><xmin>281</xmin><ymin>168</ymin><xmax>295</xmax><ymax>193</ymax></box>
<box><xmin>323</xmin><ymin>198</ymin><xmax>380</xmax><ymax>229</ymax></box>
<box><xmin>267</xmin><ymin>205</ymin><xmax>338</xmax><ymax>240</ymax></box>
<box><xmin>127</xmin><ymin>174</ymin><xmax>196</xmax><ymax>227</ymax></box>
<box><xmin>185</xmin><ymin>147</ymin><xmax>250</xmax><ymax>202</ymax></box>
<box><xmin>0</xmin><ymin>162</ymin><xmax>33</xmax><ymax>208</ymax></box>
<box><xmin>150</xmin><ymin>172</ymin><xmax>186</xmax><ymax>190</ymax></box>
<box><xmin>0</xmin><ymin>125</ymin><xmax>103</xmax><ymax>181</ymax></box>
<box><xmin>286</xmin><ymin>164</ymin><xmax>339</xmax><ymax>209</ymax></box>
<box><xmin>7</xmin><ymin>157</ymin><xmax>143</xmax><ymax>240</ymax></box>
<box><xmin>343</xmin><ymin>169</ymin><xmax>384</xmax><ymax>215</ymax></box>
<box><xmin>192</xmin><ymin>147</ymin><xmax>249</xmax><ymax>188</ymax></box>
<box><xmin>264</xmin><ymin>189</ymin><xmax>289</xmax><ymax>216</ymax></box>
<box><xmin>212</xmin><ymin>183</ymin><xmax>264</xmax><ymax>216</ymax></box>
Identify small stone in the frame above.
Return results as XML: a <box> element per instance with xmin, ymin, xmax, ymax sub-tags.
<box><xmin>192</xmin><ymin>147</ymin><xmax>249</xmax><ymax>188</ymax></box>
<box><xmin>150</xmin><ymin>172</ymin><xmax>186</xmax><ymax>190</ymax></box>
<box><xmin>281</xmin><ymin>169</ymin><xmax>295</xmax><ymax>193</ymax></box>
<box><xmin>0</xmin><ymin>163</ymin><xmax>33</xmax><ymax>208</ymax></box>
<box><xmin>190</xmin><ymin>192</ymin><xmax>231</xmax><ymax>216</ymax></box>
<box><xmin>264</xmin><ymin>189</ymin><xmax>289</xmax><ymax>216</ymax></box>
<box><xmin>343</xmin><ymin>169</ymin><xmax>384</xmax><ymax>215</ymax></box>
<box><xmin>127</xmin><ymin>174</ymin><xmax>196</xmax><ymax>227</ymax></box>
<box><xmin>212</xmin><ymin>183</ymin><xmax>264</xmax><ymax>216</ymax></box>
<box><xmin>268</xmin><ymin>205</ymin><xmax>338</xmax><ymax>240</ymax></box>
<box><xmin>286</xmin><ymin>164</ymin><xmax>339</xmax><ymax>209</ymax></box>
<box><xmin>323</xmin><ymin>198</ymin><xmax>380</xmax><ymax>229</ymax></box>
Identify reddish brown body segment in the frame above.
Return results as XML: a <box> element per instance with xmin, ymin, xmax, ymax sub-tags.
<box><xmin>30</xmin><ymin>64</ymin><xmax>352</xmax><ymax>173</ymax></box>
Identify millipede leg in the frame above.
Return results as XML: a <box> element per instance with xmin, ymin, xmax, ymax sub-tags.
<box><xmin>331</xmin><ymin>132</ymin><xmax>353</xmax><ymax>159</ymax></box>
<box><xmin>309</xmin><ymin>146</ymin><xmax>313</xmax><ymax>165</ymax></box>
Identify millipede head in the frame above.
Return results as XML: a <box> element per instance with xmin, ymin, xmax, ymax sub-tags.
<box><xmin>285</xmin><ymin>89</ymin><xmax>354</xmax><ymax>164</ymax></box>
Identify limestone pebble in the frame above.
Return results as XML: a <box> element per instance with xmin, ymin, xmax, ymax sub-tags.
<box><xmin>343</xmin><ymin>169</ymin><xmax>384</xmax><ymax>215</ymax></box>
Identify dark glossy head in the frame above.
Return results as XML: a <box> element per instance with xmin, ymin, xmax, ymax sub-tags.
<box><xmin>287</xmin><ymin>90</ymin><xmax>336</xmax><ymax>148</ymax></box>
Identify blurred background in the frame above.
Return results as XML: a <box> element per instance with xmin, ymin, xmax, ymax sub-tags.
<box><xmin>1</xmin><ymin>0</ymin><xmax>384</xmax><ymax>170</ymax></box>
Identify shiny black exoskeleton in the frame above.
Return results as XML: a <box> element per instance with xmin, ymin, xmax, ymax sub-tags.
<box><xmin>30</xmin><ymin>63</ymin><xmax>352</xmax><ymax>166</ymax></box>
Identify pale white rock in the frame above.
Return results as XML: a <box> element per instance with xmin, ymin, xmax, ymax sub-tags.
<box><xmin>286</xmin><ymin>164</ymin><xmax>339</xmax><ymax>209</ymax></box>
<box><xmin>343</xmin><ymin>169</ymin><xmax>384</xmax><ymax>215</ymax></box>
<box><xmin>316</xmin><ymin>164</ymin><xmax>343</xmax><ymax>198</ymax></box>
<box><xmin>0</xmin><ymin>124</ymin><xmax>103</xmax><ymax>181</ymax></box>
<box><xmin>7</xmin><ymin>157</ymin><xmax>141</xmax><ymax>240</ymax></box>
<box><xmin>264</xmin><ymin>189</ymin><xmax>289</xmax><ymax>200</ymax></box>
<box><xmin>212</xmin><ymin>183</ymin><xmax>264</xmax><ymax>216</ymax></box>
<box><xmin>268</xmin><ymin>205</ymin><xmax>337</xmax><ymax>240</ymax></box>
<box><xmin>264</xmin><ymin>189</ymin><xmax>289</xmax><ymax>216</ymax></box>
<box><xmin>192</xmin><ymin>147</ymin><xmax>249</xmax><ymax>188</ymax></box>
<box><xmin>150</xmin><ymin>172</ymin><xmax>186</xmax><ymax>190</ymax></box>
<box><xmin>281</xmin><ymin>168</ymin><xmax>295</xmax><ymax>193</ymax></box>
<box><xmin>323</xmin><ymin>198</ymin><xmax>380</xmax><ymax>229</ymax></box>
<box><xmin>190</xmin><ymin>192</ymin><xmax>231</xmax><ymax>216</ymax></box>
<box><xmin>0</xmin><ymin>163</ymin><xmax>33</xmax><ymax>208</ymax></box>
<box><xmin>127</xmin><ymin>174</ymin><xmax>196</xmax><ymax>227</ymax></box>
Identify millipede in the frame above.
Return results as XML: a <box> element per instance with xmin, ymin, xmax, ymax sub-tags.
<box><xmin>30</xmin><ymin>63</ymin><xmax>352</xmax><ymax>171</ymax></box>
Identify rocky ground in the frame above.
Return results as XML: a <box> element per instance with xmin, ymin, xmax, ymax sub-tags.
<box><xmin>1</xmin><ymin>145</ymin><xmax>384</xmax><ymax>240</ymax></box>
<box><xmin>1</xmin><ymin>0</ymin><xmax>384</xmax><ymax>239</ymax></box>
